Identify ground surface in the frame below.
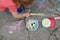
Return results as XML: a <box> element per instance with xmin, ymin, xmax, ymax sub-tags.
<box><xmin>0</xmin><ymin>0</ymin><xmax>60</xmax><ymax>40</ymax></box>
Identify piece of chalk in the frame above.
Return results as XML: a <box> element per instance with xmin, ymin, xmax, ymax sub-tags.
<box><xmin>57</xmin><ymin>6</ymin><xmax>60</xmax><ymax>11</ymax></box>
<box><xmin>9</xmin><ymin>31</ymin><xmax>13</xmax><ymax>33</ymax></box>
<box><xmin>54</xmin><ymin>16</ymin><xmax>60</xmax><ymax>19</ymax></box>
<box><xmin>57</xmin><ymin>0</ymin><xmax>60</xmax><ymax>2</ymax></box>
<box><xmin>39</xmin><ymin>0</ymin><xmax>46</xmax><ymax>3</ymax></box>
<box><xmin>42</xmin><ymin>18</ymin><xmax>51</xmax><ymax>28</ymax></box>
<box><xmin>42</xmin><ymin>18</ymin><xmax>56</xmax><ymax>28</ymax></box>
<box><xmin>31</xmin><ymin>13</ymin><xmax>44</xmax><ymax>16</ymax></box>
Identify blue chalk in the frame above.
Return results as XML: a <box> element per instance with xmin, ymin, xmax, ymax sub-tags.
<box><xmin>57</xmin><ymin>6</ymin><xmax>60</xmax><ymax>11</ymax></box>
<box><xmin>17</xmin><ymin>7</ymin><xmax>24</xmax><ymax>13</ymax></box>
<box><xmin>57</xmin><ymin>0</ymin><xmax>60</xmax><ymax>2</ymax></box>
<box><xmin>39</xmin><ymin>0</ymin><xmax>46</xmax><ymax>3</ymax></box>
<box><xmin>34</xmin><ymin>21</ymin><xmax>39</xmax><ymax>30</ymax></box>
<box><xmin>31</xmin><ymin>21</ymin><xmax>39</xmax><ymax>31</ymax></box>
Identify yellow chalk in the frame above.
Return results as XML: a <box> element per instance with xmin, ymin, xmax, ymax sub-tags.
<box><xmin>31</xmin><ymin>13</ymin><xmax>44</xmax><ymax>16</ymax></box>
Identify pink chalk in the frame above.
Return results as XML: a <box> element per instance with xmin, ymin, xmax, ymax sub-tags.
<box><xmin>8</xmin><ymin>26</ymin><xmax>17</xmax><ymax>31</ymax></box>
<box><xmin>7</xmin><ymin>20</ymin><xmax>24</xmax><ymax>31</ymax></box>
<box><xmin>54</xmin><ymin>16</ymin><xmax>60</xmax><ymax>19</ymax></box>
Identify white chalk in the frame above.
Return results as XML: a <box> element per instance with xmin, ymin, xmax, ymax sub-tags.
<box><xmin>9</xmin><ymin>31</ymin><xmax>13</xmax><ymax>33</ymax></box>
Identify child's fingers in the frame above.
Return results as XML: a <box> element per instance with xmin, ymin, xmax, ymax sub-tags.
<box><xmin>25</xmin><ymin>13</ymin><xmax>30</xmax><ymax>17</ymax></box>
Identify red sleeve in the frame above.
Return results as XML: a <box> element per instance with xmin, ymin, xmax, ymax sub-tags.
<box><xmin>8</xmin><ymin>4</ymin><xmax>17</xmax><ymax>13</ymax></box>
<box><xmin>0</xmin><ymin>7</ymin><xmax>6</xmax><ymax>11</ymax></box>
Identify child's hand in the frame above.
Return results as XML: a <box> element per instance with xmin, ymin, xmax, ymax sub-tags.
<box><xmin>25</xmin><ymin>13</ymin><xmax>31</xmax><ymax>18</ymax></box>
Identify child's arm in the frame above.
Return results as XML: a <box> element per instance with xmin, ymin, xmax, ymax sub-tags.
<box><xmin>11</xmin><ymin>12</ymin><xmax>30</xmax><ymax>19</ymax></box>
<box><xmin>8</xmin><ymin>5</ymin><xmax>31</xmax><ymax>19</ymax></box>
